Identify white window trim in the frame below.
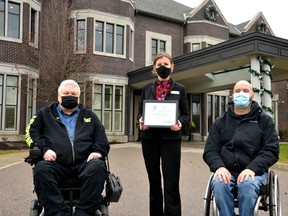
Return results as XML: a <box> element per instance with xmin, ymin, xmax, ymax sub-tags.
<box><xmin>70</xmin><ymin>9</ymin><xmax>135</xmax><ymax>59</ymax></box>
<box><xmin>145</xmin><ymin>31</ymin><xmax>172</xmax><ymax>66</ymax></box>
<box><xmin>90</xmin><ymin>74</ymin><xmax>127</xmax><ymax>134</ymax></box>
<box><xmin>0</xmin><ymin>0</ymin><xmax>23</xmax><ymax>43</ymax></box>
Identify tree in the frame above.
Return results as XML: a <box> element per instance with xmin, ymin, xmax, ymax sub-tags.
<box><xmin>37</xmin><ymin>0</ymin><xmax>97</xmax><ymax>107</ymax></box>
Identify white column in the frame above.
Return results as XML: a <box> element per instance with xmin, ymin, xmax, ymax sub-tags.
<box><xmin>250</xmin><ymin>56</ymin><xmax>261</xmax><ymax>104</ymax></box>
<box><xmin>262</xmin><ymin>61</ymin><xmax>272</xmax><ymax>117</ymax></box>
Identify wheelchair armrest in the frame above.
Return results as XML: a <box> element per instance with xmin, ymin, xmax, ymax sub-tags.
<box><xmin>24</xmin><ymin>146</ymin><xmax>42</xmax><ymax>165</ymax></box>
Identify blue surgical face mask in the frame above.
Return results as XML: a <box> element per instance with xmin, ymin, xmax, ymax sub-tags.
<box><xmin>233</xmin><ymin>91</ymin><xmax>251</xmax><ymax>108</ymax></box>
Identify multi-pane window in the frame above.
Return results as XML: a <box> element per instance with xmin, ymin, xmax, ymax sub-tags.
<box><xmin>114</xmin><ymin>86</ymin><xmax>123</xmax><ymax>131</ymax></box>
<box><xmin>0</xmin><ymin>75</ymin><xmax>18</xmax><ymax>130</ymax></box>
<box><xmin>95</xmin><ymin>21</ymin><xmax>124</xmax><ymax>55</ymax></box>
<box><xmin>0</xmin><ymin>1</ymin><xmax>20</xmax><ymax>38</ymax></box>
<box><xmin>92</xmin><ymin>84</ymin><xmax>124</xmax><ymax>132</ymax></box>
<box><xmin>152</xmin><ymin>39</ymin><xmax>166</xmax><ymax>61</ymax></box>
<box><xmin>30</xmin><ymin>8</ymin><xmax>36</xmax><ymax>43</ymax></box>
<box><xmin>76</xmin><ymin>19</ymin><xmax>85</xmax><ymax>52</ymax></box>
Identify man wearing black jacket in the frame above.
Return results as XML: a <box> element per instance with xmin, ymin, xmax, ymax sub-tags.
<box><xmin>203</xmin><ymin>80</ymin><xmax>279</xmax><ymax>216</ymax></box>
<box><xmin>26</xmin><ymin>79</ymin><xmax>110</xmax><ymax>216</ymax></box>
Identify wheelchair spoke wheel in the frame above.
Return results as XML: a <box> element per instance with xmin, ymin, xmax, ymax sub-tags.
<box><xmin>269</xmin><ymin>173</ymin><xmax>282</xmax><ymax>216</ymax></box>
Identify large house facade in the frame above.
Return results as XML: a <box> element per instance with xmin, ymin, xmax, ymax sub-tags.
<box><xmin>1</xmin><ymin>0</ymin><xmax>288</xmax><ymax>145</ymax></box>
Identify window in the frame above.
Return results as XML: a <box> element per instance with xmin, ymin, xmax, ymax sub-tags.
<box><xmin>27</xmin><ymin>79</ymin><xmax>35</xmax><ymax>121</ymax></box>
<box><xmin>214</xmin><ymin>95</ymin><xmax>220</xmax><ymax>118</ymax></box>
<box><xmin>151</xmin><ymin>39</ymin><xmax>166</xmax><ymax>61</ymax></box>
<box><xmin>0</xmin><ymin>1</ymin><xmax>21</xmax><ymax>39</ymax></box>
<box><xmin>0</xmin><ymin>75</ymin><xmax>18</xmax><ymax>130</ymax></box>
<box><xmin>92</xmin><ymin>84</ymin><xmax>124</xmax><ymax>132</ymax></box>
<box><xmin>76</xmin><ymin>19</ymin><xmax>86</xmax><ymax>52</ymax></box>
<box><xmin>146</xmin><ymin>31</ymin><xmax>171</xmax><ymax>66</ymax></box>
<box><xmin>221</xmin><ymin>96</ymin><xmax>226</xmax><ymax>114</ymax></box>
<box><xmin>129</xmin><ymin>29</ymin><xmax>134</xmax><ymax>61</ymax></box>
<box><xmin>95</xmin><ymin>21</ymin><xmax>124</xmax><ymax>55</ymax></box>
<box><xmin>192</xmin><ymin>43</ymin><xmax>200</xmax><ymax>52</ymax></box>
<box><xmin>192</xmin><ymin>94</ymin><xmax>201</xmax><ymax>133</ymax></box>
<box><xmin>30</xmin><ymin>8</ymin><xmax>36</xmax><ymax>43</ymax></box>
<box><xmin>207</xmin><ymin>95</ymin><xmax>213</xmax><ymax>129</ymax></box>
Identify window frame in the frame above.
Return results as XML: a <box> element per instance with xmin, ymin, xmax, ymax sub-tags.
<box><xmin>94</xmin><ymin>20</ymin><xmax>126</xmax><ymax>58</ymax></box>
<box><xmin>145</xmin><ymin>31</ymin><xmax>172</xmax><ymax>66</ymax></box>
<box><xmin>0</xmin><ymin>0</ymin><xmax>23</xmax><ymax>43</ymax></box>
<box><xmin>75</xmin><ymin>19</ymin><xmax>86</xmax><ymax>53</ymax></box>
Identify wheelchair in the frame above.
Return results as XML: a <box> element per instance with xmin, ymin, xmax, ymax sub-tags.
<box><xmin>25</xmin><ymin>146</ymin><xmax>122</xmax><ymax>216</ymax></box>
<box><xmin>203</xmin><ymin>170</ymin><xmax>281</xmax><ymax>216</ymax></box>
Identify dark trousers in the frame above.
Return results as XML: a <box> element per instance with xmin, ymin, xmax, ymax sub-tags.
<box><xmin>34</xmin><ymin>159</ymin><xmax>107</xmax><ymax>216</ymax></box>
<box><xmin>141</xmin><ymin>138</ymin><xmax>182</xmax><ymax>216</ymax></box>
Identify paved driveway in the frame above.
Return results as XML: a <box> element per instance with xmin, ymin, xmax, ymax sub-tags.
<box><xmin>0</xmin><ymin>143</ymin><xmax>287</xmax><ymax>215</ymax></box>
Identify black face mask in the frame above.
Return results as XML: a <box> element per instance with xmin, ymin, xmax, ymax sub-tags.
<box><xmin>61</xmin><ymin>96</ymin><xmax>78</xmax><ymax>109</ymax></box>
<box><xmin>156</xmin><ymin>65</ymin><xmax>171</xmax><ymax>79</ymax></box>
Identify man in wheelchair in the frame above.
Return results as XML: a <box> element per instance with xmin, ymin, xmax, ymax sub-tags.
<box><xmin>203</xmin><ymin>80</ymin><xmax>279</xmax><ymax>216</ymax></box>
<box><xmin>25</xmin><ymin>79</ymin><xmax>110</xmax><ymax>216</ymax></box>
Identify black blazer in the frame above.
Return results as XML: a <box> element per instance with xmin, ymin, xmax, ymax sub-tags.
<box><xmin>138</xmin><ymin>79</ymin><xmax>190</xmax><ymax>140</ymax></box>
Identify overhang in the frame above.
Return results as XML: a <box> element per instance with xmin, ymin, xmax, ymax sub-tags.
<box><xmin>127</xmin><ymin>32</ymin><xmax>288</xmax><ymax>93</ymax></box>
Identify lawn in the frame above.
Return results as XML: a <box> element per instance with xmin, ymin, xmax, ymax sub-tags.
<box><xmin>279</xmin><ymin>143</ymin><xmax>288</xmax><ymax>163</ymax></box>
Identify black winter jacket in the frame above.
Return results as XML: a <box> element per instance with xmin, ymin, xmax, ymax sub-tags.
<box><xmin>203</xmin><ymin>101</ymin><xmax>279</xmax><ymax>176</ymax></box>
<box><xmin>25</xmin><ymin>103</ymin><xmax>110</xmax><ymax>166</ymax></box>
<box><xmin>137</xmin><ymin>79</ymin><xmax>190</xmax><ymax>140</ymax></box>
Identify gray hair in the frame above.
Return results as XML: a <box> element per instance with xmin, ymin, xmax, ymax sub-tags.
<box><xmin>58</xmin><ymin>79</ymin><xmax>81</xmax><ymax>95</ymax></box>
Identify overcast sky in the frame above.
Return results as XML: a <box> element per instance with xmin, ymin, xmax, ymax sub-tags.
<box><xmin>174</xmin><ymin>0</ymin><xmax>288</xmax><ymax>40</ymax></box>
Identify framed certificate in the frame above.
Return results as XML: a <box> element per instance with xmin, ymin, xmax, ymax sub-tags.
<box><xmin>143</xmin><ymin>100</ymin><xmax>178</xmax><ymax>128</ymax></box>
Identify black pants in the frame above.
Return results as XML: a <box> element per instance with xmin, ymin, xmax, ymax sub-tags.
<box><xmin>34</xmin><ymin>159</ymin><xmax>107</xmax><ymax>216</ymax></box>
<box><xmin>141</xmin><ymin>138</ymin><xmax>182</xmax><ymax>216</ymax></box>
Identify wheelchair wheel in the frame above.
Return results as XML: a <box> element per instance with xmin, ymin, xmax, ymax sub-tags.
<box><xmin>204</xmin><ymin>174</ymin><xmax>219</xmax><ymax>216</ymax></box>
<box><xmin>29</xmin><ymin>199</ymin><xmax>39</xmax><ymax>216</ymax></box>
<box><xmin>269</xmin><ymin>171</ymin><xmax>282</xmax><ymax>216</ymax></box>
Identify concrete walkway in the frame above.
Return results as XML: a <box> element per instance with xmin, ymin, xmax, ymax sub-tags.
<box><xmin>0</xmin><ymin>141</ymin><xmax>287</xmax><ymax>171</ymax></box>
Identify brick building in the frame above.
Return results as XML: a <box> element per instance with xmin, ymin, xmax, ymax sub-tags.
<box><xmin>1</xmin><ymin>0</ymin><xmax>288</xmax><ymax>145</ymax></box>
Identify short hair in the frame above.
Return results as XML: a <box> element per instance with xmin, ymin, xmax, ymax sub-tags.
<box><xmin>58</xmin><ymin>79</ymin><xmax>81</xmax><ymax>95</ymax></box>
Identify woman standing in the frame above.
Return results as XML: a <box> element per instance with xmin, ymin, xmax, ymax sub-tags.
<box><xmin>138</xmin><ymin>52</ymin><xmax>190</xmax><ymax>216</ymax></box>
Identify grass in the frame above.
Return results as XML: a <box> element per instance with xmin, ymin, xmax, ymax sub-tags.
<box><xmin>0</xmin><ymin>149</ymin><xmax>28</xmax><ymax>155</ymax></box>
<box><xmin>279</xmin><ymin>143</ymin><xmax>288</xmax><ymax>163</ymax></box>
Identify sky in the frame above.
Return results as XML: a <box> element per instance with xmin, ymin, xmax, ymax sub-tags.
<box><xmin>174</xmin><ymin>0</ymin><xmax>288</xmax><ymax>40</ymax></box>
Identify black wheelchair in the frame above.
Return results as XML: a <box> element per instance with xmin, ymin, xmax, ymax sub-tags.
<box><xmin>203</xmin><ymin>170</ymin><xmax>281</xmax><ymax>216</ymax></box>
<box><xmin>25</xmin><ymin>146</ymin><xmax>122</xmax><ymax>216</ymax></box>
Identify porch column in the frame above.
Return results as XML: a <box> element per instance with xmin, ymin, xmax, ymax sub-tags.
<box><xmin>262</xmin><ymin>59</ymin><xmax>273</xmax><ymax>117</ymax></box>
<box><xmin>250</xmin><ymin>56</ymin><xmax>261</xmax><ymax>104</ymax></box>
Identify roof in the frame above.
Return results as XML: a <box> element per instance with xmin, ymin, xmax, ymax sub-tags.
<box><xmin>135</xmin><ymin>0</ymin><xmax>192</xmax><ymax>23</ymax></box>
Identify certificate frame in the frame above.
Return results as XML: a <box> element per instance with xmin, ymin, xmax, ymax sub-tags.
<box><xmin>143</xmin><ymin>100</ymin><xmax>178</xmax><ymax>128</ymax></box>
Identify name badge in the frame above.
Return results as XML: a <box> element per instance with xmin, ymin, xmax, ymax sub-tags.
<box><xmin>171</xmin><ymin>91</ymin><xmax>180</xmax><ymax>94</ymax></box>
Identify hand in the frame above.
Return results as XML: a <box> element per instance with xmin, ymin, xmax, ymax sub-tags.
<box><xmin>214</xmin><ymin>167</ymin><xmax>231</xmax><ymax>184</ymax></box>
<box><xmin>237</xmin><ymin>169</ymin><xmax>255</xmax><ymax>184</ymax></box>
<box><xmin>87</xmin><ymin>152</ymin><xmax>102</xmax><ymax>162</ymax></box>
<box><xmin>139</xmin><ymin>117</ymin><xmax>149</xmax><ymax>131</ymax></box>
<box><xmin>171</xmin><ymin>120</ymin><xmax>182</xmax><ymax>131</ymax></box>
<box><xmin>43</xmin><ymin>149</ymin><xmax>57</xmax><ymax>161</ymax></box>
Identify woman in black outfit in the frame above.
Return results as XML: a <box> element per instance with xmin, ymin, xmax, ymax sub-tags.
<box><xmin>138</xmin><ymin>52</ymin><xmax>190</xmax><ymax>216</ymax></box>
